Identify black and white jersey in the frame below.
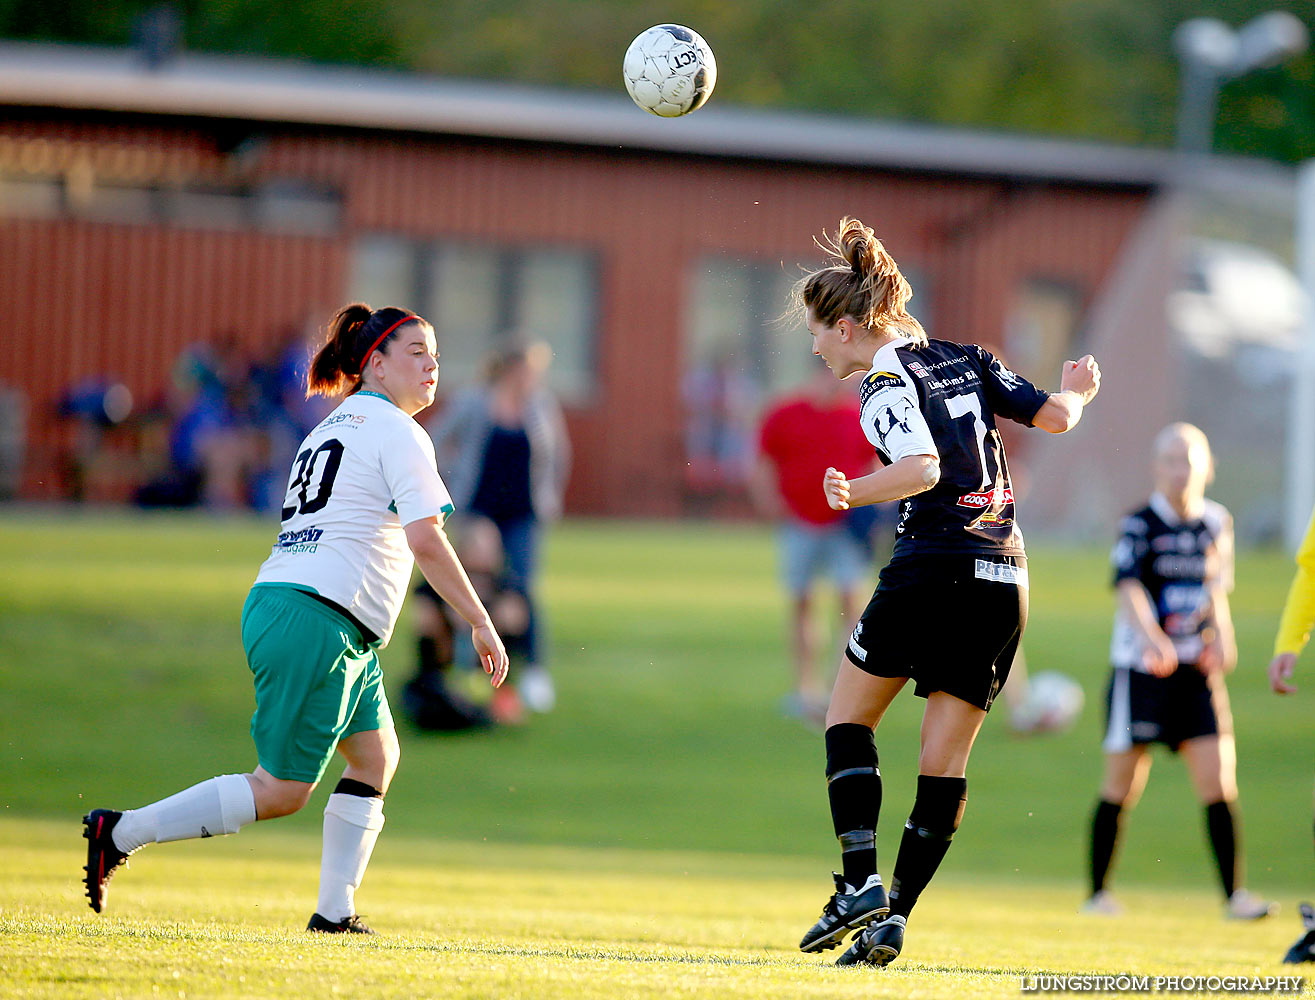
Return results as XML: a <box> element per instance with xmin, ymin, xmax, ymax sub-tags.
<box><xmin>857</xmin><ymin>337</ymin><xmax>1050</xmax><ymax>559</ymax></box>
<box><xmin>1109</xmin><ymin>493</ymin><xmax>1232</xmax><ymax>670</ymax></box>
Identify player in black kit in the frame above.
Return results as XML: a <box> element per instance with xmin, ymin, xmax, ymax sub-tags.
<box><xmin>793</xmin><ymin>217</ymin><xmax>1101</xmax><ymax>968</ymax></box>
<box><xmin>1083</xmin><ymin>423</ymin><xmax>1273</xmax><ymax>920</ymax></box>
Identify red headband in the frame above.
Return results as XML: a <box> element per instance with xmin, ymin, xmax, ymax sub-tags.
<box><xmin>358</xmin><ymin>314</ymin><xmax>418</xmax><ymax>374</ymax></box>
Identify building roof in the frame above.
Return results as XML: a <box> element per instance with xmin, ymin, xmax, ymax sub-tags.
<box><xmin>0</xmin><ymin>39</ymin><xmax>1233</xmax><ymax>187</ymax></box>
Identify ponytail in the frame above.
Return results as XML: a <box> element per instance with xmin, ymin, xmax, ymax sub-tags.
<box><xmin>794</xmin><ymin>217</ymin><xmax>927</xmax><ymax>346</ymax></box>
<box><xmin>306</xmin><ymin>303</ymin><xmax>423</xmax><ymax>398</ymax></box>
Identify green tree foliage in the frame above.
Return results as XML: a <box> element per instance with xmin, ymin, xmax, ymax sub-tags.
<box><xmin>0</xmin><ymin>0</ymin><xmax>1312</xmax><ymax>161</ymax></box>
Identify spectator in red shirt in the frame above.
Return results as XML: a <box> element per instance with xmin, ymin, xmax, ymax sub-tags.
<box><xmin>752</xmin><ymin>362</ymin><xmax>879</xmax><ymax>724</ymax></box>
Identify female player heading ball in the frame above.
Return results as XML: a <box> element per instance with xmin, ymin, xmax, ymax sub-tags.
<box><xmin>82</xmin><ymin>303</ymin><xmax>509</xmax><ymax>933</ymax></box>
<box><xmin>794</xmin><ymin>217</ymin><xmax>1100</xmax><ymax>967</ymax></box>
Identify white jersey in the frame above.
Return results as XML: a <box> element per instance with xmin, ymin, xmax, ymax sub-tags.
<box><xmin>254</xmin><ymin>390</ymin><xmax>453</xmax><ymax>646</ymax></box>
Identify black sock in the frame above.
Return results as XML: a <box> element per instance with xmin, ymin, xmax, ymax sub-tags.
<box><xmin>1089</xmin><ymin>799</ymin><xmax>1123</xmax><ymax>896</ymax></box>
<box><xmin>825</xmin><ymin>723</ymin><xmax>881</xmax><ymax>889</ymax></box>
<box><xmin>333</xmin><ymin>777</ymin><xmax>383</xmax><ymax>799</ymax></box>
<box><xmin>888</xmin><ymin>775</ymin><xmax>967</xmax><ymax>920</ymax></box>
<box><xmin>1205</xmin><ymin>799</ymin><xmax>1238</xmax><ymax>899</ymax></box>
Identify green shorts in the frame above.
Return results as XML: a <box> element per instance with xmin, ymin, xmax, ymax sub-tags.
<box><xmin>241</xmin><ymin>583</ymin><xmax>393</xmax><ymax>783</ymax></box>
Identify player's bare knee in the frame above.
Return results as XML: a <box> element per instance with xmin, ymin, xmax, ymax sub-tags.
<box><xmin>251</xmin><ymin>771</ymin><xmax>311</xmax><ymax>812</ymax></box>
<box><xmin>824</xmin><ymin>705</ymin><xmax>870</xmax><ymax>729</ymax></box>
<box><xmin>251</xmin><ymin>777</ymin><xmax>313</xmax><ymax>819</ymax></box>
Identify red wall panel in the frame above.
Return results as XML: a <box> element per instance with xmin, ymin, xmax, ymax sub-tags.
<box><xmin>0</xmin><ymin>115</ymin><xmax>1150</xmax><ymax>515</ymax></box>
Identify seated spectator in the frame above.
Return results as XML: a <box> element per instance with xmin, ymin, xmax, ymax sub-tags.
<box><xmin>403</xmin><ymin>513</ymin><xmax>531</xmax><ymax>731</ymax></box>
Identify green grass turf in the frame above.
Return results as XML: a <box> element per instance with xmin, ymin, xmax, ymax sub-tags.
<box><xmin>1</xmin><ymin>509</ymin><xmax>1313</xmax><ymax>996</ymax></box>
<box><xmin>2</xmin><ymin>818</ymin><xmax>1311</xmax><ymax>999</ymax></box>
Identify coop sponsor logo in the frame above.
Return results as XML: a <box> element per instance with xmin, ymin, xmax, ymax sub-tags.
<box><xmin>276</xmin><ymin>526</ymin><xmax>324</xmax><ymax>553</ymax></box>
<box><xmin>957</xmin><ymin>486</ymin><xmax>1013</xmax><ymax>509</ymax></box>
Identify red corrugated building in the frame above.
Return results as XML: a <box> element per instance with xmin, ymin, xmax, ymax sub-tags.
<box><xmin>0</xmin><ymin>42</ymin><xmax>1182</xmax><ymax>518</ymax></box>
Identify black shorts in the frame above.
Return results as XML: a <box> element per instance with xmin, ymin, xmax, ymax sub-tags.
<box><xmin>1102</xmin><ymin>664</ymin><xmax>1219</xmax><ymax>752</ymax></box>
<box><xmin>844</xmin><ymin>554</ymin><xmax>1028</xmax><ymax>712</ymax></box>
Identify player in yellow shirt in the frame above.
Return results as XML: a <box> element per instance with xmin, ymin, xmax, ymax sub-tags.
<box><xmin>1270</xmin><ymin>506</ymin><xmax>1315</xmax><ymax>962</ymax></box>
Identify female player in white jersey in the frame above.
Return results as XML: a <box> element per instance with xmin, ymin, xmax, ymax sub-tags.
<box><xmin>793</xmin><ymin>217</ymin><xmax>1101</xmax><ymax>967</ymax></box>
<box><xmin>82</xmin><ymin>303</ymin><xmax>509</xmax><ymax>933</ymax></box>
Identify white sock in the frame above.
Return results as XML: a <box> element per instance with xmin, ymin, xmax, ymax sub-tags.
<box><xmin>112</xmin><ymin>774</ymin><xmax>257</xmax><ymax>853</ymax></box>
<box><xmin>316</xmin><ymin>793</ymin><xmax>386</xmax><ymax>922</ymax></box>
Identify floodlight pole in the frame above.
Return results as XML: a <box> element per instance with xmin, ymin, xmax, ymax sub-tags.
<box><xmin>1175</xmin><ymin>62</ymin><xmax>1222</xmax><ymax>156</ymax></box>
<box><xmin>1173</xmin><ymin>13</ymin><xmax>1310</xmax><ymax>548</ymax></box>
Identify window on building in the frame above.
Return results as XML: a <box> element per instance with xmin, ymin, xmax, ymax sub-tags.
<box><xmin>82</xmin><ymin>183</ymin><xmax>158</xmax><ymax>225</ymax></box>
<box><xmin>255</xmin><ymin>180</ymin><xmax>341</xmax><ymax>236</ymax></box>
<box><xmin>0</xmin><ymin>175</ymin><xmax>61</xmax><ymax>218</ymax></box>
<box><xmin>1003</xmin><ymin>277</ymin><xmax>1082</xmax><ymax>384</ymax></box>
<box><xmin>512</xmin><ymin>249</ymin><xmax>597</xmax><ymax>402</ymax></box>
<box><xmin>425</xmin><ymin>244</ymin><xmax>502</xmax><ymax>391</ymax></box>
<box><xmin>349</xmin><ymin>236</ymin><xmax>599</xmax><ymax>404</ymax></box>
<box><xmin>2</xmin><ymin>171</ymin><xmax>341</xmax><ymax>234</ymax></box>
<box><xmin>165</xmin><ymin>184</ymin><xmax>249</xmax><ymax>230</ymax></box>
<box><xmin>682</xmin><ymin>253</ymin><xmax>933</xmax><ymax>489</ymax></box>
<box><xmin>683</xmin><ymin>255</ymin><xmax>808</xmax><ymax>487</ymax></box>
<box><xmin>902</xmin><ymin>263</ymin><xmax>933</xmax><ymax>338</ymax></box>
<box><xmin>352</xmin><ymin>235</ymin><xmax>416</xmax><ymax>313</ymax></box>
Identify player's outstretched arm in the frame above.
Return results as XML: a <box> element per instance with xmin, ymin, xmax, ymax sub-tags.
<box><xmin>405</xmin><ymin>516</ymin><xmax>510</xmax><ymax>687</ymax></box>
<box><xmin>824</xmin><ymin>455</ymin><xmax>939</xmax><ymax>510</ymax></box>
<box><xmin>1032</xmin><ymin>355</ymin><xmax>1101</xmax><ymax>434</ymax></box>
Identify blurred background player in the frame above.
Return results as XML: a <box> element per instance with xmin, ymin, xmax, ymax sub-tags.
<box><xmin>1084</xmin><ymin>423</ymin><xmax>1273</xmax><ymax>920</ymax></box>
<box><xmin>428</xmin><ymin>339</ymin><xmax>570</xmax><ymax>716</ymax></box>
<box><xmin>404</xmin><ymin>512</ymin><xmax>531</xmax><ymax>729</ymax></box>
<box><xmin>1268</xmin><ymin>502</ymin><xmax>1315</xmax><ymax>961</ymax></box>
<box><xmin>751</xmin><ymin>360</ymin><xmax>877</xmax><ymax>725</ymax></box>
<box><xmin>792</xmin><ymin>217</ymin><xmax>1101</xmax><ymax>968</ymax></box>
<box><xmin>81</xmin><ymin>304</ymin><xmax>509</xmax><ymax>933</ymax></box>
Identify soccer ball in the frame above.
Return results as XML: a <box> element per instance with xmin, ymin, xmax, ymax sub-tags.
<box><xmin>622</xmin><ymin>24</ymin><xmax>717</xmax><ymax>117</ymax></box>
<box><xmin>1009</xmin><ymin>671</ymin><xmax>1085</xmax><ymax>735</ymax></box>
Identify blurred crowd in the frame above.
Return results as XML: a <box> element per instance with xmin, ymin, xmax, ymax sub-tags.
<box><xmin>138</xmin><ymin>327</ymin><xmax>331</xmax><ymax>512</ymax></box>
<box><xmin>57</xmin><ymin>326</ymin><xmax>331</xmax><ymax>513</ymax></box>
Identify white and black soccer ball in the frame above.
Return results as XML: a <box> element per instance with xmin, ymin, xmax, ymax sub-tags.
<box><xmin>622</xmin><ymin>24</ymin><xmax>717</xmax><ymax>117</ymax></box>
<box><xmin>1010</xmin><ymin>671</ymin><xmax>1085</xmax><ymax>735</ymax></box>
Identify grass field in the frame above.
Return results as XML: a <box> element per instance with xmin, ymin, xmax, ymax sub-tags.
<box><xmin>1</xmin><ymin>508</ymin><xmax>1313</xmax><ymax>997</ymax></box>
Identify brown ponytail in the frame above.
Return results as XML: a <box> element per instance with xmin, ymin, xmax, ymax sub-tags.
<box><xmin>306</xmin><ymin>302</ymin><xmax>426</xmax><ymax>398</ymax></box>
<box><xmin>794</xmin><ymin>217</ymin><xmax>927</xmax><ymax>346</ymax></box>
<box><xmin>308</xmin><ymin>303</ymin><xmax>371</xmax><ymax>398</ymax></box>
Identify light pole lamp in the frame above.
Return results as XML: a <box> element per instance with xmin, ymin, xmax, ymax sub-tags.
<box><xmin>1173</xmin><ymin>11</ymin><xmax>1308</xmax><ymax>154</ymax></box>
